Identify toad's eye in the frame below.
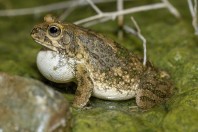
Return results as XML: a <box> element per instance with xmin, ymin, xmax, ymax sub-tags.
<box><xmin>48</xmin><ymin>25</ymin><xmax>61</xmax><ymax>37</ymax></box>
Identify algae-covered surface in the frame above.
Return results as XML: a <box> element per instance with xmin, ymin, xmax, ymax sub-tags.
<box><xmin>0</xmin><ymin>0</ymin><xmax>198</xmax><ymax>132</ymax></box>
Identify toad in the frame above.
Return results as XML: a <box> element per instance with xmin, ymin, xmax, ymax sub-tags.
<box><xmin>31</xmin><ymin>15</ymin><xmax>173</xmax><ymax>109</ymax></box>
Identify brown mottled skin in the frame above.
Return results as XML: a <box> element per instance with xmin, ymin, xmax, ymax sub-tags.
<box><xmin>31</xmin><ymin>15</ymin><xmax>173</xmax><ymax>109</ymax></box>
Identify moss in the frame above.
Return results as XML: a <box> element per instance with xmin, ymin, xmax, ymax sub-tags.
<box><xmin>163</xmin><ymin>107</ymin><xmax>198</xmax><ymax>132</ymax></box>
<box><xmin>162</xmin><ymin>89</ymin><xmax>198</xmax><ymax>131</ymax></box>
<box><xmin>72</xmin><ymin>109</ymin><xmax>143</xmax><ymax>132</ymax></box>
<box><xmin>167</xmin><ymin>89</ymin><xmax>198</xmax><ymax>110</ymax></box>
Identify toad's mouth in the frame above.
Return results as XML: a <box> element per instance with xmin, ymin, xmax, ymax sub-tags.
<box><xmin>34</xmin><ymin>39</ymin><xmax>58</xmax><ymax>52</ymax></box>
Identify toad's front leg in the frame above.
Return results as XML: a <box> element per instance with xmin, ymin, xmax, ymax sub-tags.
<box><xmin>72</xmin><ymin>64</ymin><xmax>94</xmax><ymax>108</ymax></box>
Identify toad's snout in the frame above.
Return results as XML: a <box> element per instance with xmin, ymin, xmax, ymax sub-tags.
<box><xmin>30</xmin><ymin>28</ymin><xmax>38</xmax><ymax>39</ymax></box>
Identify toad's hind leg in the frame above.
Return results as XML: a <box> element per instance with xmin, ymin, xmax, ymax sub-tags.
<box><xmin>136</xmin><ymin>68</ymin><xmax>173</xmax><ymax>110</ymax></box>
<box><xmin>72</xmin><ymin>64</ymin><xmax>94</xmax><ymax>108</ymax></box>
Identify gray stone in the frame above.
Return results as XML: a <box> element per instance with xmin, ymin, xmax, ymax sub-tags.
<box><xmin>0</xmin><ymin>72</ymin><xmax>71</xmax><ymax>132</ymax></box>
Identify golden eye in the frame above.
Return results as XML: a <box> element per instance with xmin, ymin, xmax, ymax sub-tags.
<box><xmin>48</xmin><ymin>25</ymin><xmax>61</xmax><ymax>37</ymax></box>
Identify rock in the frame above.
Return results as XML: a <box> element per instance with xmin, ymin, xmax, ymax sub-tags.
<box><xmin>0</xmin><ymin>72</ymin><xmax>71</xmax><ymax>132</ymax></box>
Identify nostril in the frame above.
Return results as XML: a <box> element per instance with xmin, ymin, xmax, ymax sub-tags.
<box><xmin>31</xmin><ymin>27</ymin><xmax>43</xmax><ymax>36</ymax></box>
<box><xmin>30</xmin><ymin>29</ymin><xmax>36</xmax><ymax>35</ymax></box>
<box><xmin>31</xmin><ymin>28</ymin><xmax>40</xmax><ymax>38</ymax></box>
